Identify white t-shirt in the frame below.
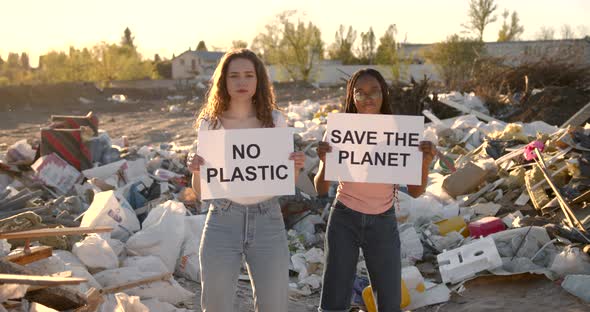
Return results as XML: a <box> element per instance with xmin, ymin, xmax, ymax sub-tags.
<box><xmin>197</xmin><ymin>110</ymin><xmax>288</xmax><ymax>205</ymax></box>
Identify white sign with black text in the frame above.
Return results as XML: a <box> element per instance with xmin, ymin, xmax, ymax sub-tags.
<box><xmin>325</xmin><ymin>113</ymin><xmax>424</xmax><ymax>184</ymax></box>
<box><xmin>198</xmin><ymin>127</ymin><xmax>295</xmax><ymax>200</ymax></box>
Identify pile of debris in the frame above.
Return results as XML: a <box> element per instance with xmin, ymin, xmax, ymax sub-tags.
<box><xmin>1</xmin><ymin>94</ymin><xmax>590</xmax><ymax>311</ymax></box>
<box><xmin>0</xmin><ymin>112</ymin><xmax>202</xmax><ymax>311</ymax></box>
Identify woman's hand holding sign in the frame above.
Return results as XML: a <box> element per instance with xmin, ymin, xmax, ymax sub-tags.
<box><xmin>187</xmin><ymin>152</ymin><xmax>205</xmax><ymax>173</ymax></box>
<box><xmin>290</xmin><ymin>151</ymin><xmax>306</xmax><ymax>183</ymax></box>
<box><xmin>317</xmin><ymin>141</ymin><xmax>332</xmax><ymax>163</ymax></box>
<box><xmin>418</xmin><ymin>141</ymin><xmax>437</xmax><ymax>166</ymax></box>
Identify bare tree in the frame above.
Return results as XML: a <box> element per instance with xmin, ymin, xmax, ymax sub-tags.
<box><xmin>535</xmin><ymin>26</ymin><xmax>555</xmax><ymax>40</ymax></box>
<box><xmin>462</xmin><ymin>0</ymin><xmax>498</xmax><ymax>41</ymax></box>
<box><xmin>561</xmin><ymin>24</ymin><xmax>576</xmax><ymax>39</ymax></box>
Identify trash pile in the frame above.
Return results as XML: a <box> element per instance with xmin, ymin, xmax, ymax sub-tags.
<box><xmin>1</xmin><ymin>94</ymin><xmax>590</xmax><ymax>311</ymax></box>
<box><xmin>284</xmin><ymin>96</ymin><xmax>590</xmax><ymax>310</ymax></box>
<box><xmin>0</xmin><ymin>111</ymin><xmax>201</xmax><ymax>311</ymax></box>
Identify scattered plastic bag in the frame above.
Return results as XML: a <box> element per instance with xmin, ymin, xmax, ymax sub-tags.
<box><xmin>72</xmin><ymin>234</ymin><xmax>119</xmax><ymax>271</ymax></box>
<box><xmin>80</xmin><ymin>190</ymin><xmax>141</xmax><ymax>241</ymax></box>
<box><xmin>550</xmin><ymin>246</ymin><xmax>590</xmax><ymax>277</ymax></box>
<box><xmin>176</xmin><ymin>215</ymin><xmax>206</xmax><ymax>282</ymax></box>
<box><xmin>98</xmin><ymin>292</ymin><xmax>149</xmax><ymax>312</ymax></box>
<box><xmin>94</xmin><ymin>267</ymin><xmax>193</xmax><ymax>305</ymax></box>
<box><xmin>126</xmin><ymin>200</ymin><xmax>187</xmax><ymax>272</ymax></box>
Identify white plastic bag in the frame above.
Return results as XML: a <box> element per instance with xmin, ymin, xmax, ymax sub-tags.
<box><xmin>81</xmin><ymin>190</ymin><xmax>140</xmax><ymax>241</ymax></box>
<box><xmin>123</xmin><ymin>256</ymin><xmax>168</xmax><ymax>274</ymax></box>
<box><xmin>25</xmin><ymin>251</ymin><xmax>102</xmax><ymax>293</ymax></box>
<box><xmin>98</xmin><ymin>292</ymin><xmax>149</xmax><ymax>312</ymax></box>
<box><xmin>72</xmin><ymin>234</ymin><xmax>118</xmax><ymax>271</ymax></box>
<box><xmin>126</xmin><ymin>200</ymin><xmax>187</xmax><ymax>272</ymax></box>
<box><xmin>400</xmin><ymin>225</ymin><xmax>424</xmax><ymax>263</ymax></box>
<box><xmin>176</xmin><ymin>215</ymin><xmax>206</xmax><ymax>282</ymax></box>
<box><xmin>93</xmin><ymin>266</ymin><xmax>193</xmax><ymax>305</ymax></box>
<box><xmin>550</xmin><ymin>246</ymin><xmax>590</xmax><ymax>277</ymax></box>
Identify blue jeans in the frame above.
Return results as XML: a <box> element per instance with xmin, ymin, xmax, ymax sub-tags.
<box><xmin>319</xmin><ymin>201</ymin><xmax>401</xmax><ymax>312</ymax></box>
<box><xmin>199</xmin><ymin>197</ymin><xmax>289</xmax><ymax>312</ymax></box>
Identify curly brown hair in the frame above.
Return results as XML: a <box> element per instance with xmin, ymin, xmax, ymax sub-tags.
<box><xmin>197</xmin><ymin>49</ymin><xmax>278</xmax><ymax>129</ymax></box>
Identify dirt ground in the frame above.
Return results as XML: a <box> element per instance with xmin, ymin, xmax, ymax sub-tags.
<box><xmin>0</xmin><ymin>83</ymin><xmax>344</xmax><ymax>149</ymax></box>
<box><xmin>1</xmin><ymin>85</ymin><xmax>589</xmax><ymax>311</ymax></box>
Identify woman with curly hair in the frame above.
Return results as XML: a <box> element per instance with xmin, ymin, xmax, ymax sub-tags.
<box><xmin>186</xmin><ymin>48</ymin><xmax>305</xmax><ymax>312</ymax></box>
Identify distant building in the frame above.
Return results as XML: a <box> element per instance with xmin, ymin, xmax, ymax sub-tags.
<box><xmin>399</xmin><ymin>37</ymin><xmax>590</xmax><ymax>65</ymax></box>
<box><xmin>171</xmin><ymin>50</ymin><xmax>225</xmax><ymax>80</ymax></box>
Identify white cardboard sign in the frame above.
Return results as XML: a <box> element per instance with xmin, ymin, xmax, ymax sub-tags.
<box><xmin>325</xmin><ymin>113</ymin><xmax>424</xmax><ymax>184</ymax></box>
<box><xmin>198</xmin><ymin>127</ymin><xmax>295</xmax><ymax>200</ymax></box>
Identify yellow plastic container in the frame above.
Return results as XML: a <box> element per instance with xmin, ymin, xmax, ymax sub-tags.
<box><xmin>362</xmin><ymin>282</ymin><xmax>410</xmax><ymax>311</ymax></box>
<box><xmin>435</xmin><ymin>216</ymin><xmax>470</xmax><ymax>237</ymax></box>
<box><xmin>362</xmin><ymin>267</ymin><xmax>425</xmax><ymax>311</ymax></box>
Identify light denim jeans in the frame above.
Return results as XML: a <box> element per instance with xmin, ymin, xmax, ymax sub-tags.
<box><xmin>199</xmin><ymin>197</ymin><xmax>289</xmax><ymax>312</ymax></box>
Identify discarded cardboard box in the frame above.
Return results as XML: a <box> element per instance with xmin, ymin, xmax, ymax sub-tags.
<box><xmin>442</xmin><ymin>161</ymin><xmax>487</xmax><ymax>197</ymax></box>
<box><xmin>31</xmin><ymin>153</ymin><xmax>81</xmax><ymax>195</ymax></box>
<box><xmin>40</xmin><ymin>127</ymin><xmax>92</xmax><ymax>171</ymax></box>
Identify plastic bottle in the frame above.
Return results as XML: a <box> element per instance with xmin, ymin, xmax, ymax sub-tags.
<box><xmin>362</xmin><ymin>266</ymin><xmax>425</xmax><ymax>311</ymax></box>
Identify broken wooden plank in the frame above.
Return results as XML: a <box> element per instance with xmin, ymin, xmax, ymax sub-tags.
<box><xmin>0</xmin><ymin>226</ymin><xmax>112</xmax><ymax>240</ymax></box>
<box><xmin>0</xmin><ymin>190</ymin><xmax>44</xmax><ymax>211</ymax></box>
<box><xmin>2</xmin><ymin>300</ymin><xmax>21</xmax><ymax>309</ymax></box>
<box><xmin>573</xmin><ymin>189</ymin><xmax>590</xmax><ymax>205</ymax></box>
<box><xmin>0</xmin><ymin>259</ymin><xmax>87</xmax><ymax>310</ymax></box>
<box><xmin>100</xmin><ymin>272</ymin><xmax>172</xmax><ymax>294</ymax></box>
<box><xmin>74</xmin><ymin>287</ymin><xmax>104</xmax><ymax>312</ymax></box>
<box><xmin>0</xmin><ymin>273</ymin><xmax>87</xmax><ymax>286</ymax></box>
<box><xmin>438</xmin><ymin>98</ymin><xmax>501</xmax><ymax>123</ymax></box>
<box><xmin>533</xmin><ymin>149</ymin><xmax>585</xmax><ymax>232</ymax></box>
<box><xmin>460</xmin><ymin>178</ymin><xmax>505</xmax><ymax>207</ymax></box>
<box><xmin>27</xmin><ymin>271</ymin><xmax>74</xmax><ymax>292</ymax></box>
<box><xmin>4</xmin><ymin>246</ymin><xmax>53</xmax><ymax>265</ymax></box>
<box><xmin>561</xmin><ymin>101</ymin><xmax>590</xmax><ymax>128</ymax></box>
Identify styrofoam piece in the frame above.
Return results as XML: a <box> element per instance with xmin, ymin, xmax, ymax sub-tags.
<box><xmin>437</xmin><ymin>236</ymin><xmax>503</xmax><ymax>284</ymax></box>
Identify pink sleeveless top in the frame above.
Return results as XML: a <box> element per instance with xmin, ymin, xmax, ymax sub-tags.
<box><xmin>336</xmin><ymin>181</ymin><xmax>398</xmax><ymax>215</ymax></box>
